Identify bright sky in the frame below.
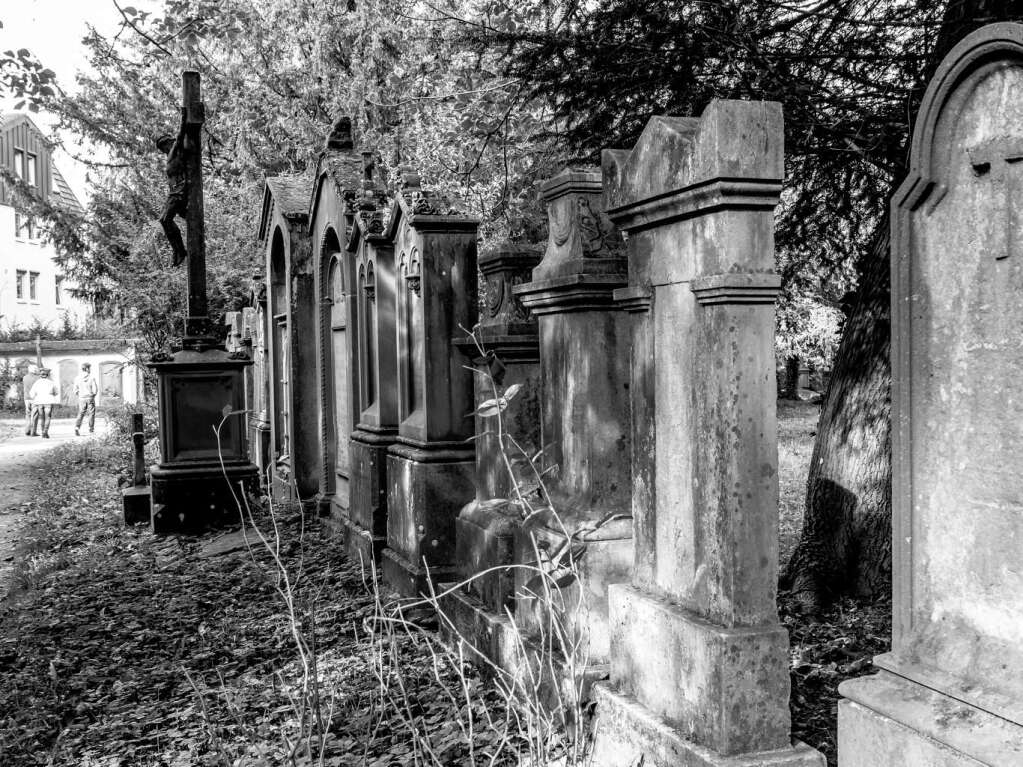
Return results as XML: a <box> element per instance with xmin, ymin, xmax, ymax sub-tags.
<box><xmin>0</xmin><ymin>0</ymin><xmax>156</xmax><ymax>203</ymax></box>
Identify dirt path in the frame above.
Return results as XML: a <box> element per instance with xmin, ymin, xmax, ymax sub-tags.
<box><xmin>0</xmin><ymin>417</ymin><xmax>93</xmax><ymax>599</ymax></box>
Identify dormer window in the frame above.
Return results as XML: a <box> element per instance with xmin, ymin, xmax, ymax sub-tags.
<box><xmin>26</xmin><ymin>153</ymin><xmax>37</xmax><ymax>187</ymax></box>
<box><xmin>13</xmin><ymin>149</ymin><xmax>24</xmax><ymax>179</ymax></box>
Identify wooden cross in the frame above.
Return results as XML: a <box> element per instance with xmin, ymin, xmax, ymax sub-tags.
<box><xmin>967</xmin><ymin>136</ymin><xmax>1023</xmax><ymax>262</ymax></box>
<box><xmin>182</xmin><ymin>71</ymin><xmax>209</xmax><ymax>341</ymax></box>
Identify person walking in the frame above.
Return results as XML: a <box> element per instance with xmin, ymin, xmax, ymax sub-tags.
<box><xmin>21</xmin><ymin>363</ymin><xmax>39</xmax><ymax>436</ymax></box>
<box><xmin>29</xmin><ymin>368</ymin><xmax>59</xmax><ymax>439</ymax></box>
<box><xmin>74</xmin><ymin>362</ymin><xmax>99</xmax><ymax>436</ymax></box>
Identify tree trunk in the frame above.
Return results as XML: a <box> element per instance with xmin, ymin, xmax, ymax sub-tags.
<box><xmin>782</xmin><ymin>228</ymin><xmax>891</xmax><ymax>611</ymax></box>
<box><xmin>782</xmin><ymin>1</ymin><xmax>1023</xmax><ymax>612</ymax></box>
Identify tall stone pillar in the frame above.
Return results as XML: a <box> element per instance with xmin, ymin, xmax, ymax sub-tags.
<box><xmin>345</xmin><ymin>162</ymin><xmax>398</xmax><ymax>567</ymax></box>
<box><xmin>512</xmin><ymin>168</ymin><xmax>633</xmax><ymax>664</ymax></box>
<box><xmin>590</xmin><ymin>102</ymin><xmax>823</xmax><ymax>766</ymax></box>
<box><xmin>447</xmin><ymin>243</ymin><xmax>543</xmax><ymax>661</ymax></box>
<box><xmin>383</xmin><ymin>180</ymin><xmax>479</xmax><ymax>596</ymax></box>
<box><xmin>839</xmin><ymin>25</ymin><xmax>1023</xmax><ymax>766</ymax></box>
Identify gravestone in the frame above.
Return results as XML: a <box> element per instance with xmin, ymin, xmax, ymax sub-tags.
<box><xmin>259</xmin><ymin>174</ymin><xmax>316</xmax><ymax>501</ymax></box>
<box><xmin>512</xmin><ymin>168</ymin><xmax>633</xmax><ymax>664</ymax></box>
<box><xmin>446</xmin><ymin>243</ymin><xmax>543</xmax><ymax>662</ymax></box>
<box><xmin>838</xmin><ymin>24</ymin><xmax>1023</xmax><ymax>766</ymax></box>
<box><xmin>589</xmin><ymin>102</ymin><xmax>823</xmax><ymax>766</ymax></box>
<box><xmin>344</xmin><ymin>154</ymin><xmax>398</xmax><ymax>567</ymax></box>
<box><xmin>122</xmin><ymin>412</ymin><xmax>151</xmax><ymax>525</ymax></box>
<box><xmin>309</xmin><ymin>122</ymin><xmax>363</xmax><ymax>525</ymax></box>
<box><xmin>382</xmin><ymin>175</ymin><xmax>479</xmax><ymax>596</ymax></box>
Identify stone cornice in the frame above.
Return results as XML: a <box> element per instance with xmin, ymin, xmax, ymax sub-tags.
<box><xmin>513</xmin><ymin>274</ymin><xmax>627</xmax><ymax>315</ymax></box>
<box><xmin>689</xmin><ymin>272</ymin><xmax>781</xmax><ymax>305</ymax></box>
<box><xmin>608</xmin><ymin>177</ymin><xmax>782</xmax><ymax>233</ymax></box>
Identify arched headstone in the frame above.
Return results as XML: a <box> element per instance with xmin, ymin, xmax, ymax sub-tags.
<box><xmin>839</xmin><ymin>23</ymin><xmax>1023</xmax><ymax>766</ymax></box>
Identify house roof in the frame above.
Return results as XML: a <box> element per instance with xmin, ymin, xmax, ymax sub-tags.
<box><xmin>1</xmin><ymin>111</ymin><xmax>85</xmax><ymax>215</ymax></box>
<box><xmin>50</xmin><ymin>165</ymin><xmax>85</xmax><ymax>216</ymax></box>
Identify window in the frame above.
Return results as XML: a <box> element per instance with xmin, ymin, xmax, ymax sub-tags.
<box><xmin>15</xmin><ymin>270</ymin><xmax>26</xmax><ymax>300</ymax></box>
<box><xmin>55</xmin><ymin>276</ymin><xmax>64</xmax><ymax>305</ymax></box>
<box><xmin>13</xmin><ymin>149</ymin><xmax>24</xmax><ymax>179</ymax></box>
<box><xmin>26</xmin><ymin>153</ymin><xmax>37</xmax><ymax>187</ymax></box>
<box><xmin>14</xmin><ymin>213</ymin><xmax>35</xmax><ymax>240</ymax></box>
<box><xmin>29</xmin><ymin>272</ymin><xmax>38</xmax><ymax>301</ymax></box>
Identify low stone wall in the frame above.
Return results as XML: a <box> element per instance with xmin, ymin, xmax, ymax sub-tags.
<box><xmin>0</xmin><ymin>338</ymin><xmax>142</xmax><ymax>408</ymax></box>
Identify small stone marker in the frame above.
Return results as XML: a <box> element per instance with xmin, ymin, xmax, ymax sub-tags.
<box><xmin>122</xmin><ymin>413</ymin><xmax>152</xmax><ymax>525</ymax></box>
<box><xmin>838</xmin><ymin>23</ymin><xmax>1023</xmax><ymax>766</ymax></box>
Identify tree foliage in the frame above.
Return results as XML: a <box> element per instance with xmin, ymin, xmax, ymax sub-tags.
<box><xmin>2</xmin><ymin>1</ymin><xmax>565</xmax><ymax>354</ymax></box>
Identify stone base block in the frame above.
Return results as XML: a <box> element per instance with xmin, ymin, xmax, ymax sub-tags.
<box><xmin>439</xmin><ymin>584</ymin><xmax>517</xmax><ymax>670</ymax></box>
<box><xmin>455</xmin><ymin>499</ymin><xmax>520</xmax><ymax>612</ymax></box>
<box><xmin>350</xmin><ymin>434</ymin><xmax>392</xmax><ymax>542</ymax></box>
<box><xmin>513</xmin><ymin>509</ymin><xmax>632</xmax><ymax>664</ymax></box>
<box><xmin>384</xmin><ymin>446</ymin><xmax>474</xmax><ymax>596</ymax></box>
<box><xmin>590</xmin><ymin>682</ymin><xmax>824</xmax><ymax>767</ymax></box>
<box><xmin>609</xmin><ymin>584</ymin><xmax>792</xmax><ymax>755</ymax></box>
<box><xmin>122</xmin><ymin>486</ymin><xmax>152</xmax><ymax>525</ymax></box>
<box><xmin>342</xmin><ymin>514</ymin><xmax>386</xmax><ymax>572</ymax></box>
<box><xmin>381</xmin><ymin>546</ymin><xmax>458</xmax><ymax>598</ymax></box>
<box><xmin>838</xmin><ymin>672</ymin><xmax>1023</xmax><ymax>766</ymax></box>
<box><xmin>151</xmin><ymin>461</ymin><xmax>259</xmax><ymax>534</ymax></box>
<box><xmin>439</xmin><ymin>585</ymin><xmax>608</xmax><ymax>723</ymax></box>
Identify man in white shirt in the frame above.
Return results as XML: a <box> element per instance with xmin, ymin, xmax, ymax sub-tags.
<box><xmin>29</xmin><ymin>368</ymin><xmax>60</xmax><ymax>439</ymax></box>
<box><xmin>74</xmin><ymin>362</ymin><xmax>99</xmax><ymax>436</ymax></box>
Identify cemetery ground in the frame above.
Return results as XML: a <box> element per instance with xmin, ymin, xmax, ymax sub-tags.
<box><xmin>0</xmin><ymin>401</ymin><xmax>887</xmax><ymax>767</ymax></box>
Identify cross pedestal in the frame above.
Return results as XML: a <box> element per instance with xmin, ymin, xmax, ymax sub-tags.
<box><xmin>149</xmin><ymin>349</ymin><xmax>258</xmax><ymax>533</ymax></box>
<box><xmin>147</xmin><ymin>70</ymin><xmax>258</xmax><ymax>533</ymax></box>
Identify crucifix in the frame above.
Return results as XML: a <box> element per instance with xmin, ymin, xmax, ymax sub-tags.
<box><xmin>967</xmin><ymin>136</ymin><xmax>1023</xmax><ymax>262</ymax></box>
<box><xmin>157</xmin><ymin>70</ymin><xmax>210</xmax><ymax>344</ymax></box>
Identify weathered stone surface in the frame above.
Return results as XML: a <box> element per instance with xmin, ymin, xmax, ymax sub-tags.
<box><xmin>835</xmin><ymin>23</ymin><xmax>1023</xmax><ymax>763</ymax></box>
<box><xmin>309</xmin><ymin>136</ymin><xmax>363</xmax><ymax>523</ymax></box>
<box><xmin>590</xmin><ymin>99</ymin><xmax>815</xmax><ymax>767</ymax></box>
<box><xmin>608</xmin><ymin>585</ymin><xmax>791</xmax><ymax>755</ymax></box>
<box><xmin>591</xmin><ymin>683</ymin><xmax>824</xmax><ymax>767</ymax></box>
<box><xmin>259</xmin><ymin>174</ymin><xmax>318</xmax><ymax>501</ymax></box>
<box><xmin>385</xmin><ymin>448</ymin><xmax>475</xmax><ymax>596</ymax></box>
<box><xmin>510</xmin><ymin>168</ymin><xmax>633</xmax><ymax>666</ymax></box>
<box><xmin>381</xmin><ymin>184</ymin><xmax>479</xmax><ymax>595</ymax></box>
<box><xmin>455</xmin><ymin>500</ymin><xmax>519</xmax><ymax>612</ymax></box>
<box><xmin>121</xmin><ymin>486</ymin><xmax>151</xmax><ymax>526</ymax></box>
<box><xmin>839</xmin><ymin>674</ymin><xmax>1023</xmax><ymax>766</ymax></box>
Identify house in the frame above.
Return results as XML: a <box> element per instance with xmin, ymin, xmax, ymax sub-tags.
<box><xmin>0</xmin><ymin>112</ymin><xmax>91</xmax><ymax>334</ymax></box>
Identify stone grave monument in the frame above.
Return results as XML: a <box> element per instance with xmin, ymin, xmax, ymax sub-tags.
<box><xmin>589</xmin><ymin>101</ymin><xmax>823</xmax><ymax>766</ymax></box>
<box><xmin>838</xmin><ymin>23</ymin><xmax>1023</xmax><ymax>766</ymax></box>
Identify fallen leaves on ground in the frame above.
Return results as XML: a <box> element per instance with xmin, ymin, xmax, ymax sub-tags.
<box><xmin>781</xmin><ymin>591</ymin><xmax>891</xmax><ymax>767</ymax></box>
<box><xmin>0</xmin><ymin>440</ymin><xmax>523</xmax><ymax>766</ymax></box>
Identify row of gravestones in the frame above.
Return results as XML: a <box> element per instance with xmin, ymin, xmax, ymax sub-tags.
<box><xmin>222</xmin><ymin>24</ymin><xmax>1023</xmax><ymax>766</ymax></box>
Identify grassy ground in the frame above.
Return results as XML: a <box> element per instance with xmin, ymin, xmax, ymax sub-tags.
<box><xmin>777</xmin><ymin>399</ymin><xmax>820</xmax><ymax>567</ymax></box>
<box><xmin>0</xmin><ymin>404</ymin><xmax>887</xmax><ymax>767</ymax></box>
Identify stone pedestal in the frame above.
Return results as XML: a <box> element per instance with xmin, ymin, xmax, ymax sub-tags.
<box><xmin>148</xmin><ymin>347</ymin><xmax>258</xmax><ymax>533</ymax></box>
<box><xmin>512</xmin><ymin>168</ymin><xmax>632</xmax><ymax>665</ymax></box>
<box><xmin>346</xmin><ymin>429</ymin><xmax>395</xmax><ymax>565</ymax></box>
<box><xmin>589</xmin><ymin>103</ymin><xmax>822</xmax><ymax>767</ymax></box>
<box><xmin>837</xmin><ymin>24</ymin><xmax>1023</xmax><ymax>767</ymax></box>
<box><xmin>122</xmin><ymin>486</ymin><xmax>152</xmax><ymax>525</ymax></box>
<box><xmin>382</xmin><ymin>181</ymin><xmax>479</xmax><ymax>596</ymax></box>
